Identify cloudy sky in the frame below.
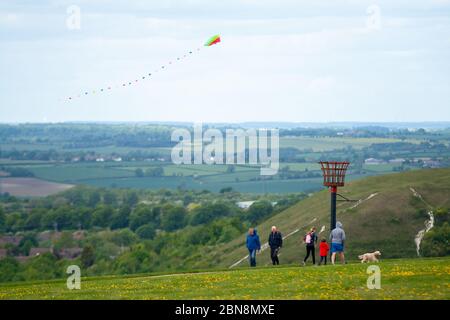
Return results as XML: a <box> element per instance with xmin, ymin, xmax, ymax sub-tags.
<box><xmin>1</xmin><ymin>0</ymin><xmax>449</xmax><ymax>123</ymax></box>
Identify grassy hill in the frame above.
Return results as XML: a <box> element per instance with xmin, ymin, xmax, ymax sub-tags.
<box><xmin>195</xmin><ymin>168</ymin><xmax>450</xmax><ymax>269</ymax></box>
<box><xmin>0</xmin><ymin>257</ymin><xmax>448</xmax><ymax>299</ymax></box>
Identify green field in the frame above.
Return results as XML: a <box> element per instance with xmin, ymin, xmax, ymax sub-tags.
<box><xmin>279</xmin><ymin>136</ymin><xmax>421</xmax><ymax>151</ymax></box>
<box><xmin>1</xmin><ymin>133</ymin><xmax>437</xmax><ymax>194</ymax></box>
<box><xmin>0</xmin><ymin>258</ymin><xmax>448</xmax><ymax>299</ymax></box>
<box><xmin>1</xmin><ymin>158</ymin><xmax>395</xmax><ymax>194</ymax></box>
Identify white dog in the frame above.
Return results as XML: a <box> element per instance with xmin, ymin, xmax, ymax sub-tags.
<box><xmin>358</xmin><ymin>251</ymin><xmax>381</xmax><ymax>263</ymax></box>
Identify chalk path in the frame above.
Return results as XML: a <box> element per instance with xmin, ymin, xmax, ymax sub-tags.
<box><xmin>410</xmin><ymin>187</ymin><xmax>435</xmax><ymax>256</ymax></box>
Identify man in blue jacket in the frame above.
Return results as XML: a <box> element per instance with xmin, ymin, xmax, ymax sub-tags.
<box><xmin>246</xmin><ymin>228</ymin><xmax>261</xmax><ymax>267</ymax></box>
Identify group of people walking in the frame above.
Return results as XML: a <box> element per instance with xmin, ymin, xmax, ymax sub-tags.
<box><xmin>246</xmin><ymin>221</ymin><xmax>346</xmax><ymax>267</ymax></box>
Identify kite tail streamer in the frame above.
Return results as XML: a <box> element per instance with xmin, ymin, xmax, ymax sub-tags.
<box><xmin>66</xmin><ymin>35</ymin><xmax>220</xmax><ymax>101</ymax></box>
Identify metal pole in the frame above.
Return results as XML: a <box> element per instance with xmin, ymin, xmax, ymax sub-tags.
<box><xmin>330</xmin><ymin>186</ymin><xmax>337</xmax><ymax>231</ymax></box>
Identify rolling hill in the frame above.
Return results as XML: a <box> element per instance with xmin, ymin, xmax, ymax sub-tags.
<box><xmin>195</xmin><ymin>168</ymin><xmax>450</xmax><ymax>269</ymax></box>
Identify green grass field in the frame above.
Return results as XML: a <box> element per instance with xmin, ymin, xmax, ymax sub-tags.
<box><xmin>0</xmin><ymin>258</ymin><xmax>448</xmax><ymax>300</ymax></box>
<box><xmin>279</xmin><ymin>137</ymin><xmax>422</xmax><ymax>151</ymax></box>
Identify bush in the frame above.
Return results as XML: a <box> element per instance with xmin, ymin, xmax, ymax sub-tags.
<box><xmin>0</xmin><ymin>257</ymin><xmax>21</xmax><ymax>282</ymax></box>
<box><xmin>421</xmin><ymin>222</ymin><xmax>450</xmax><ymax>257</ymax></box>
<box><xmin>22</xmin><ymin>253</ymin><xmax>62</xmax><ymax>281</ymax></box>
<box><xmin>114</xmin><ymin>245</ymin><xmax>156</xmax><ymax>274</ymax></box>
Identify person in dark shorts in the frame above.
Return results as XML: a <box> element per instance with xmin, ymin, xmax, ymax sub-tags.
<box><xmin>330</xmin><ymin>221</ymin><xmax>346</xmax><ymax>265</ymax></box>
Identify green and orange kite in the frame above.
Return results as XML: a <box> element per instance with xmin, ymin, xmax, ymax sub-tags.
<box><xmin>204</xmin><ymin>34</ymin><xmax>221</xmax><ymax>47</ymax></box>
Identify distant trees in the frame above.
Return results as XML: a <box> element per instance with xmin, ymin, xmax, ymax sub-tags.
<box><xmin>135</xmin><ymin>167</ymin><xmax>164</xmax><ymax>178</ymax></box>
<box><xmin>0</xmin><ymin>167</ymin><xmax>34</xmax><ymax>177</ymax></box>
<box><xmin>161</xmin><ymin>205</ymin><xmax>187</xmax><ymax>231</ymax></box>
<box><xmin>103</xmin><ymin>191</ymin><xmax>117</xmax><ymax>206</ymax></box>
<box><xmin>124</xmin><ymin>191</ymin><xmax>139</xmax><ymax>207</ymax></box>
<box><xmin>247</xmin><ymin>201</ymin><xmax>273</xmax><ymax>224</ymax></box>
<box><xmin>92</xmin><ymin>206</ymin><xmax>114</xmax><ymax>228</ymax></box>
<box><xmin>145</xmin><ymin>167</ymin><xmax>164</xmax><ymax>177</ymax></box>
<box><xmin>110</xmin><ymin>206</ymin><xmax>131</xmax><ymax>230</ymax></box>
<box><xmin>81</xmin><ymin>245</ymin><xmax>95</xmax><ymax>268</ymax></box>
<box><xmin>22</xmin><ymin>253</ymin><xmax>62</xmax><ymax>281</ymax></box>
<box><xmin>136</xmin><ymin>224</ymin><xmax>156</xmax><ymax>240</ymax></box>
<box><xmin>0</xmin><ymin>184</ymin><xmax>302</xmax><ymax>283</ymax></box>
<box><xmin>129</xmin><ymin>205</ymin><xmax>159</xmax><ymax>231</ymax></box>
<box><xmin>135</xmin><ymin>168</ymin><xmax>144</xmax><ymax>177</ymax></box>
<box><xmin>190</xmin><ymin>203</ymin><xmax>233</xmax><ymax>226</ymax></box>
<box><xmin>17</xmin><ymin>233</ymin><xmax>39</xmax><ymax>256</ymax></box>
<box><xmin>0</xmin><ymin>207</ymin><xmax>5</xmax><ymax>232</ymax></box>
<box><xmin>219</xmin><ymin>187</ymin><xmax>233</xmax><ymax>194</ymax></box>
<box><xmin>88</xmin><ymin>191</ymin><xmax>101</xmax><ymax>207</ymax></box>
<box><xmin>0</xmin><ymin>257</ymin><xmax>20</xmax><ymax>282</ymax></box>
<box><xmin>114</xmin><ymin>244</ymin><xmax>156</xmax><ymax>274</ymax></box>
<box><xmin>421</xmin><ymin>222</ymin><xmax>450</xmax><ymax>257</ymax></box>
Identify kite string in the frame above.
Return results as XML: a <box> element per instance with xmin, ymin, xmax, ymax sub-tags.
<box><xmin>67</xmin><ymin>46</ymin><xmax>203</xmax><ymax>101</ymax></box>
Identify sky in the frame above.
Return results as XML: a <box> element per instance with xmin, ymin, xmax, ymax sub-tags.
<box><xmin>0</xmin><ymin>0</ymin><xmax>450</xmax><ymax>123</ymax></box>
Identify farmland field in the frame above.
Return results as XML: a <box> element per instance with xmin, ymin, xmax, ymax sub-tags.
<box><xmin>0</xmin><ymin>177</ymin><xmax>73</xmax><ymax>197</ymax></box>
<box><xmin>0</xmin><ymin>257</ymin><xmax>448</xmax><ymax>300</ymax></box>
<box><xmin>0</xmin><ymin>133</ymin><xmax>446</xmax><ymax>194</ymax></box>
<box><xmin>0</xmin><ymin>160</ymin><xmax>399</xmax><ymax>194</ymax></box>
<box><xmin>279</xmin><ymin>136</ymin><xmax>422</xmax><ymax>151</ymax></box>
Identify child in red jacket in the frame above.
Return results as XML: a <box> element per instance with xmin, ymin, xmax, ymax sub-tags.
<box><xmin>319</xmin><ymin>239</ymin><xmax>329</xmax><ymax>265</ymax></box>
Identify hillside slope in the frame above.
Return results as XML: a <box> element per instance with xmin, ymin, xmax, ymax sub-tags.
<box><xmin>197</xmin><ymin>168</ymin><xmax>450</xmax><ymax>269</ymax></box>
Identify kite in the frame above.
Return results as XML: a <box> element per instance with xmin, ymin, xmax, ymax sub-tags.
<box><xmin>66</xmin><ymin>35</ymin><xmax>221</xmax><ymax>101</ymax></box>
<box><xmin>204</xmin><ymin>34</ymin><xmax>221</xmax><ymax>47</ymax></box>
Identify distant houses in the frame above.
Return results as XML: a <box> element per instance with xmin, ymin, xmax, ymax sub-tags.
<box><xmin>364</xmin><ymin>157</ymin><xmax>442</xmax><ymax>168</ymax></box>
<box><xmin>29</xmin><ymin>247</ymin><xmax>52</xmax><ymax>257</ymax></box>
<box><xmin>0</xmin><ymin>235</ymin><xmax>23</xmax><ymax>246</ymax></box>
<box><xmin>389</xmin><ymin>158</ymin><xmax>406</xmax><ymax>164</ymax></box>
<box><xmin>236</xmin><ymin>201</ymin><xmax>256</xmax><ymax>209</ymax></box>
<box><xmin>364</xmin><ymin>158</ymin><xmax>406</xmax><ymax>165</ymax></box>
<box><xmin>0</xmin><ymin>231</ymin><xmax>85</xmax><ymax>263</ymax></box>
<box><xmin>57</xmin><ymin>247</ymin><xmax>82</xmax><ymax>259</ymax></box>
<box><xmin>236</xmin><ymin>201</ymin><xmax>278</xmax><ymax>210</ymax></box>
<box><xmin>364</xmin><ymin>158</ymin><xmax>385</xmax><ymax>165</ymax></box>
